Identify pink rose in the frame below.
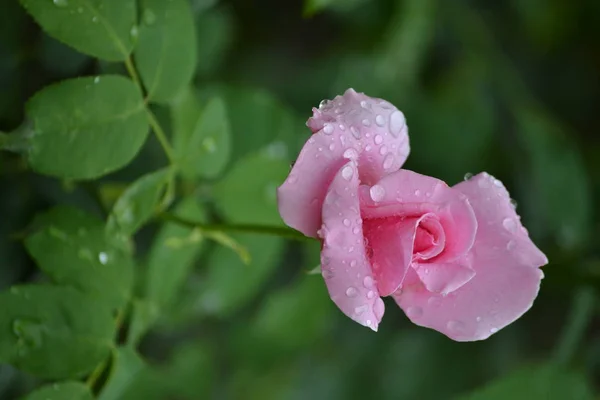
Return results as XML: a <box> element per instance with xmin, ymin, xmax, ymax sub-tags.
<box><xmin>277</xmin><ymin>89</ymin><xmax>548</xmax><ymax>341</ymax></box>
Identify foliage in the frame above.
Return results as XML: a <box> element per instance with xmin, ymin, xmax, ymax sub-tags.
<box><xmin>0</xmin><ymin>0</ymin><xmax>598</xmax><ymax>399</ymax></box>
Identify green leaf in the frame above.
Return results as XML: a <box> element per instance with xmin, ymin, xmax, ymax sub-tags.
<box><xmin>25</xmin><ymin>206</ymin><xmax>134</xmax><ymax>310</ymax></box>
<box><xmin>126</xmin><ymin>299</ymin><xmax>159</xmax><ymax>347</ymax></box>
<box><xmin>99</xmin><ymin>347</ymin><xmax>145</xmax><ymax>400</ymax></box>
<box><xmin>23</xmin><ymin>381</ymin><xmax>93</xmax><ymax>400</ymax></box>
<box><xmin>213</xmin><ymin>152</ymin><xmax>289</xmax><ymax>225</ymax></box>
<box><xmin>107</xmin><ymin>168</ymin><xmax>173</xmax><ymax>237</ymax></box>
<box><xmin>19</xmin><ymin>0</ymin><xmax>136</xmax><ymax>61</ymax></box>
<box><xmin>145</xmin><ymin>198</ymin><xmax>207</xmax><ymax>309</ymax></box>
<box><xmin>199</xmin><ymin>234</ymin><xmax>284</xmax><ymax>316</ymax></box>
<box><xmin>457</xmin><ymin>363</ymin><xmax>594</xmax><ymax>400</ymax></box>
<box><xmin>0</xmin><ymin>284</ymin><xmax>115</xmax><ymax>379</ymax></box>
<box><xmin>24</xmin><ymin>75</ymin><xmax>149</xmax><ymax>180</ymax></box>
<box><xmin>303</xmin><ymin>0</ymin><xmax>335</xmax><ymax>16</ymax></box>
<box><xmin>163</xmin><ymin>342</ymin><xmax>214</xmax><ymax>399</ymax></box>
<box><xmin>172</xmin><ymin>93</ymin><xmax>231</xmax><ymax>179</ymax></box>
<box><xmin>515</xmin><ymin>108</ymin><xmax>591</xmax><ymax>249</ymax></box>
<box><xmin>135</xmin><ymin>0</ymin><xmax>197</xmax><ymax>103</ymax></box>
<box><xmin>195</xmin><ymin>7</ymin><xmax>234</xmax><ymax>78</ymax></box>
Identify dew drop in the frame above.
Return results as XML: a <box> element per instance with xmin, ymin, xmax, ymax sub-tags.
<box><xmin>493</xmin><ymin>179</ymin><xmax>503</xmax><ymax>187</ymax></box>
<box><xmin>355</xmin><ymin>304</ymin><xmax>369</xmax><ymax>315</ymax></box>
<box><xmin>447</xmin><ymin>320</ymin><xmax>465</xmax><ymax>332</ymax></box>
<box><xmin>427</xmin><ymin>297</ymin><xmax>442</xmax><ymax>307</ymax></box>
<box><xmin>53</xmin><ymin>0</ymin><xmax>68</xmax><ymax>7</ymax></box>
<box><xmin>322</xmin><ymin>269</ymin><xmax>334</xmax><ymax>279</ymax></box>
<box><xmin>510</xmin><ymin>198</ymin><xmax>518</xmax><ymax>209</ymax></box>
<box><xmin>365</xmin><ymin>145</ymin><xmax>372</xmax><ymax>152</ymax></box>
<box><xmin>478</xmin><ymin>177</ymin><xmax>491</xmax><ymax>189</ymax></box>
<box><xmin>389</xmin><ymin>111</ymin><xmax>405</xmax><ymax>138</ymax></box>
<box><xmin>323</xmin><ymin>123</ymin><xmax>334</xmax><ymax>134</ymax></box>
<box><xmin>375</xmin><ymin>114</ymin><xmax>386</xmax><ymax>126</ymax></box>
<box><xmin>343</xmin><ymin>218</ymin><xmax>351</xmax><ymax>227</ymax></box>
<box><xmin>464</xmin><ymin>172</ymin><xmax>473</xmax><ymax>181</ymax></box>
<box><xmin>383</xmin><ymin>154</ymin><xmax>394</xmax><ymax>170</ymax></box>
<box><xmin>130</xmin><ymin>25</ymin><xmax>139</xmax><ymax>38</ymax></box>
<box><xmin>341</xmin><ymin>165</ymin><xmax>354</xmax><ymax>181</ymax></box>
<box><xmin>350</xmin><ymin>126</ymin><xmax>360</xmax><ymax>139</ymax></box>
<box><xmin>414</xmin><ymin>189</ymin><xmax>421</xmax><ymax>196</ymax></box>
<box><xmin>379</xmin><ymin>146</ymin><xmax>387</xmax><ymax>156</ymax></box>
<box><xmin>374</xmin><ymin>298</ymin><xmax>385</xmax><ymax>319</ymax></box>
<box><xmin>366</xmin><ymin>319</ymin><xmax>372</xmax><ymax>328</ymax></box>
<box><xmin>319</xmin><ymin>99</ymin><xmax>328</xmax><ymax>108</ymax></box>
<box><xmin>502</xmin><ymin>218</ymin><xmax>517</xmax><ymax>233</ymax></box>
<box><xmin>367</xmin><ymin>290</ymin><xmax>375</xmax><ymax>299</ymax></box>
<box><xmin>362</xmin><ymin>119</ymin><xmax>371</xmax><ymax>127</ymax></box>
<box><xmin>98</xmin><ymin>252</ymin><xmax>108</xmax><ymax>265</ymax></box>
<box><xmin>406</xmin><ymin>306</ymin><xmax>423</xmax><ymax>318</ymax></box>
<box><xmin>328</xmin><ymin>143</ymin><xmax>335</xmax><ymax>151</ymax></box>
<box><xmin>93</xmin><ymin>76</ymin><xmax>100</xmax><ymax>84</ymax></box>
<box><xmin>374</xmin><ymin>135</ymin><xmax>383</xmax><ymax>145</ymax></box>
<box><xmin>370</xmin><ymin>185</ymin><xmax>385</xmax><ymax>202</ymax></box>
<box><xmin>490</xmin><ymin>327</ymin><xmax>498</xmax><ymax>333</ymax></box>
<box><xmin>339</xmin><ymin>124</ymin><xmax>346</xmax><ymax>131</ymax></box>
<box><xmin>360</xmin><ymin>100</ymin><xmax>368</xmax><ymax>108</ymax></box>
<box><xmin>363</xmin><ymin>276</ymin><xmax>374</xmax><ymax>288</ymax></box>
<box><xmin>350</xmin><ymin>260</ymin><xmax>357</xmax><ymax>267</ymax></box>
<box><xmin>343</xmin><ymin>148</ymin><xmax>358</xmax><ymax>159</ymax></box>
<box><xmin>346</xmin><ymin>287</ymin><xmax>358</xmax><ymax>297</ymax></box>
<box><xmin>506</xmin><ymin>240</ymin><xmax>516</xmax><ymax>251</ymax></box>
<box><xmin>352</xmin><ymin>227</ymin><xmax>360</xmax><ymax>235</ymax></box>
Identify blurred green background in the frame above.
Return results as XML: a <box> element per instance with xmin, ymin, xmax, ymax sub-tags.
<box><xmin>1</xmin><ymin>0</ymin><xmax>600</xmax><ymax>398</ymax></box>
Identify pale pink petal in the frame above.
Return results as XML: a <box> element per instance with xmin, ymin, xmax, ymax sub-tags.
<box><xmin>320</xmin><ymin>161</ymin><xmax>384</xmax><ymax>331</ymax></box>
<box><xmin>278</xmin><ymin>89</ymin><xmax>410</xmax><ymax>237</ymax></box>
<box><xmin>360</xmin><ymin>169</ymin><xmax>477</xmax><ymax>262</ymax></box>
<box><xmin>394</xmin><ymin>172</ymin><xmax>547</xmax><ymax>341</ymax></box>
<box><xmin>362</xmin><ymin>217</ymin><xmax>419</xmax><ymax>296</ymax></box>
<box><xmin>412</xmin><ymin>260</ymin><xmax>475</xmax><ymax>295</ymax></box>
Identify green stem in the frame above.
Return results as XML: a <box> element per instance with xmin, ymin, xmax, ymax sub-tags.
<box><xmin>159</xmin><ymin>212</ymin><xmax>314</xmax><ymax>242</ymax></box>
<box><xmin>124</xmin><ymin>56</ymin><xmax>176</xmax><ymax>163</ymax></box>
<box><xmin>553</xmin><ymin>286</ymin><xmax>597</xmax><ymax>366</ymax></box>
<box><xmin>86</xmin><ymin>356</ymin><xmax>109</xmax><ymax>389</ymax></box>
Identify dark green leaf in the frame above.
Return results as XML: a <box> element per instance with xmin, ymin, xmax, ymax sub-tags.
<box><xmin>172</xmin><ymin>93</ymin><xmax>231</xmax><ymax>179</ymax></box>
<box><xmin>164</xmin><ymin>342</ymin><xmax>214</xmax><ymax>399</ymax></box>
<box><xmin>19</xmin><ymin>0</ymin><xmax>136</xmax><ymax>61</ymax></box>
<box><xmin>24</xmin><ymin>76</ymin><xmax>149</xmax><ymax>180</ymax></box>
<box><xmin>98</xmin><ymin>347</ymin><xmax>145</xmax><ymax>400</ymax></box>
<box><xmin>107</xmin><ymin>168</ymin><xmax>173</xmax><ymax>237</ymax></box>
<box><xmin>0</xmin><ymin>284</ymin><xmax>114</xmax><ymax>379</ymax></box>
<box><xmin>22</xmin><ymin>381</ymin><xmax>93</xmax><ymax>400</ymax></box>
<box><xmin>145</xmin><ymin>198</ymin><xmax>207</xmax><ymax>309</ymax></box>
<box><xmin>199</xmin><ymin>234</ymin><xmax>284</xmax><ymax>316</ymax></box>
<box><xmin>195</xmin><ymin>8</ymin><xmax>234</xmax><ymax>78</ymax></box>
<box><xmin>457</xmin><ymin>363</ymin><xmax>594</xmax><ymax>400</ymax></box>
<box><xmin>25</xmin><ymin>206</ymin><xmax>134</xmax><ymax>310</ymax></box>
<box><xmin>126</xmin><ymin>299</ymin><xmax>159</xmax><ymax>347</ymax></box>
<box><xmin>135</xmin><ymin>0</ymin><xmax>197</xmax><ymax>103</ymax></box>
<box><xmin>213</xmin><ymin>152</ymin><xmax>289</xmax><ymax>225</ymax></box>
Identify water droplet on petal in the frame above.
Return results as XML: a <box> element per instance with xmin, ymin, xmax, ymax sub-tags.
<box><xmin>375</xmin><ymin>114</ymin><xmax>386</xmax><ymax>126</ymax></box>
<box><xmin>502</xmin><ymin>218</ymin><xmax>517</xmax><ymax>233</ymax></box>
<box><xmin>339</xmin><ymin>124</ymin><xmax>346</xmax><ymax>131</ymax></box>
<box><xmin>367</xmin><ymin>290</ymin><xmax>375</xmax><ymax>299</ymax></box>
<box><xmin>506</xmin><ymin>240</ymin><xmax>516</xmax><ymax>251</ymax></box>
<box><xmin>350</xmin><ymin>126</ymin><xmax>360</xmax><ymax>139</ymax></box>
<box><xmin>373</xmin><ymin>298</ymin><xmax>385</xmax><ymax>319</ymax></box>
<box><xmin>490</xmin><ymin>327</ymin><xmax>498</xmax><ymax>333</ymax></box>
<box><xmin>414</xmin><ymin>189</ymin><xmax>421</xmax><ymax>196</ymax></box>
<box><xmin>374</xmin><ymin>135</ymin><xmax>383</xmax><ymax>145</ymax></box>
<box><xmin>365</xmin><ymin>145</ymin><xmax>372</xmax><ymax>152</ymax></box>
<box><xmin>370</xmin><ymin>185</ymin><xmax>385</xmax><ymax>202</ymax></box>
<box><xmin>322</xmin><ymin>269</ymin><xmax>334</xmax><ymax>279</ymax></box>
<box><xmin>355</xmin><ymin>304</ymin><xmax>369</xmax><ymax>315</ymax></box>
<box><xmin>343</xmin><ymin>218</ymin><xmax>351</xmax><ymax>227</ymax></box>
<box><xmin>319</xmin><ymin>99</ymin><xmax>329</xmax><ymax>108</ymax></box>
<box><xmin>383</xmin><ymin>154</ymin><xmax>394</xmax><ymax>170</ymax></box>
<box><xmin>464</xmin><ymin>172</ymin><xmax>473</xmax><ymax>181</ymax></box>
<box><xmin>406</xmin><ymin>306</ymin><xmax>423</xmax><ymax>318</ymax></box>
<box><xmin>350</xmin><ymin>260</ymin><xmax>357</xmax><ymax>267</ymax></box>
<box><xmin>478</xmin><ymin>177</ymin><xmax>491</xmax><ymax>189</ymax></box>
<box><xmin>328</xmin><ymin>143</ymin><xmax>335</xmax><ymax>151</ymax></box>
<box><xmin>447</xmin><ymin>320</ymin><xmax>465</xmax><ymax>333</ymax></box>
<box><xmin>379</xmin><ymin>146</ymin><xmax>387</xmax><ymax>156</ymax></box>
<box><xmin>389</xmin><ymin>111</ymin><xmax>405</xmax><ymax>138</ymax></box>
<box><xmin>323</xmin><ymin>124</ymin><xmax>334</xmax><ymax>134</ymax></box>
<box><xmin>346</xmin><ymin>287</ymin><xmax>358</xmax><ymax>297</ymax></box>
<box><xmin>493</xmin><ymin>179</ymin><xmax>503</xmax><ymax>187</ymax></box>
<box><xmin>363</xmin><ymin>276</ymin><xmax>374</xmax><ymax>288</ymax></box>
<box><xmin>343</xmin><ymin>148</ymin><xmax>358</xmax><ymax>159</ymax></box>
<box><xmin>427</xmin><ymin>297</ymin><xmax>442</xmax><ymax>307</ymax></box>
<box><xmin>362</xmin><ymin>118</ymin><xmax>371</xmax><ymax>127</ymax></box>
<box><xmin>510</xmin><ymin>199</ymin><xmax>518</xmax><ymax>209</ymax></box>
<box><xmin>341</xmin><ymin>165</ymin><xmax>354</xmax><ymax>181</ymax></box>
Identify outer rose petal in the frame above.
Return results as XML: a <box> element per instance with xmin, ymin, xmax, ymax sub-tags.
<box><xmin>277</xmin><ymin>89</ymin><xmax>410</xmax><ymax>237</ymax></box>
<box><xmin>360</xmin><ymin>169</ymin><xmax>477</xmax><ymax>262</ymax></box>
<box><xmin>320</xmin><ymin>161</ymin><xmax>385</xmax><ymax>331</ymax></box>
<box><xmin>394</xmin><ymin>172</ymin><xmax>548</xmax><ymax>341</ymax></box>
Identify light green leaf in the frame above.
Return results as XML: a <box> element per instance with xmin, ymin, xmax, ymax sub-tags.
<box><xmin>135</xmin><ymin>0</ymin><xmax>197</xmax><ymax>103</ymax></box>
<box><xmin>172</xmin><ymin>94</ymin><xmax>231</xmax><ymax>179</ymax></box>
<box><xmin>213</xmin><ymin>152</ymin><xmax>289</xmax><ymax>225</ymax></box>
<box><xmin>23</xmin><ymin>381</ymin><xmax>93</xmax><ymax>400</ymax></box>
<box><xmin>25</xmin><ymin>206</ymin><xmax>134</xmax><ymax>310</ymax></box>
<box><xmin>457</xmin><ymin>363</ymin><xmax>594</xmax><ymax>400</ymax></box>
<box><xmin>199</xmin><ymin>234</ymin><xmax>284</xmax><ymax>316</ymax></box>
<box><xmin>515</xmin><ymin>108</ymin><xmax>591</xmax><ymax>249</ymax></box>
<box><xmin>0</xmin><ymin>284</ymin><xmax>114</xmax><ymax>379</ymax></box>
<box><xmin>19</xmin><ymin>0</ymin><xmax>136</xmax><ymax>61</ymax></box>
<box><xmin>24</xmin><ymin>75</ymin><xmax>148</xmax><ymax>180</ymax></box>
<box><xmin>98</xmin><ymin>347</ymin><xmax>145</xmax><ymax>400</ymax></box>
<box><xmin>145</xmin><ymin>198</ymin><xmax>207</xmax><ymax>309</ymax></box>
<box><xmin>107</xmin><ymin>168</ymin><xmax>173</xmax><ymax>237</ymax></box>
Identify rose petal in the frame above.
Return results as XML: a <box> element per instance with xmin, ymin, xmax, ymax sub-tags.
<box><xmin>278</xmin><ymin>89</ymin><xmax>410</xmax><ymax>237</ymax></box>
<box><xmin>360</xmin><ymin>169</ymin><xmax>477</xmax><ymax>262</ymax></box>
<box><xmin>394</xmin><ymin>172</ymin><xmax>547</xmax><ymax>341</ymax></box>
<box><xmin>362</xmin><ymin>217</ymin><xmax>420</xmax><ymax>296</ymax></box>
<box><xmin>320</xmin><ymin>161</ymin><xmax>384</xmax><ymax>331</ymax></box>
<box><xmin>413</xmin><ymin>259</ymin><xmax>475</xmax><ymax>295</ymax></box>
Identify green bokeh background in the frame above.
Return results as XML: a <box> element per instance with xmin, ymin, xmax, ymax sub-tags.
<box><xmin>1</xmin><ymin>0</ymin><xmax>599</xmax><ymax>398</ymax></box>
